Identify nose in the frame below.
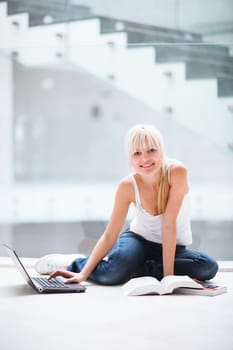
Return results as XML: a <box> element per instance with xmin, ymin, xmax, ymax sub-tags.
<box><xmin>141</xmin><ymin>151</ymin><xmax>150</xmax><ymax>162</ymax></box>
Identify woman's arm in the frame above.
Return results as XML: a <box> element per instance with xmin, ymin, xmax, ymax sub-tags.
<box><xmin>49</xmin><ymin>178</ymin><xmax>133</xmax><ymax>283</ymax></box>
<box><xmin>161</xmin><ymin>164</ymin><xmax>189</xmax><ymax>277</ymax></box>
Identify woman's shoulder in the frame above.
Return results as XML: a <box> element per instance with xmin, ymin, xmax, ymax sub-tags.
<box><xmin>168</xmin><ymin>158</ymin><xmax>187</xmax><ymax>173</ymax></box>
<box><xmin>168</xmin><ymin>159</ymin><xmax>188</xmax><ymax>184</ymax></box>
<box><xmin>116</xmin><ymin>175</ymin><xmax>135</xmax><ymax>192</ymax></box>
<box><xmin>168</xmin><ymin>158</ymin><xmax>185</xmax><ymax>167</ymax></box>
<box><xmin>167</xmin><ymin>159</ymin><xmax>189</xmax><ymax>193</ymax></box>
<box><xmin>116</xmin><ymin>175</ymin><xmax>135</xmax><ymax>202</ymax></box>
<box><xmin>119</xmin><ymin>174</ymin><xmax>135</xmax><ymax>188</ymax></box>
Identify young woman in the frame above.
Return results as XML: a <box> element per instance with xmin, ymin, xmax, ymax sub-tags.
<box><xmin>36</xmin><ymin>124</ymin><xmax>218</xmax><ymax>285</ymax></box>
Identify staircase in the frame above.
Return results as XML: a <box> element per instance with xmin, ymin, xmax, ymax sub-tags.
<box><xmin>0</xmin><ymin>0</ymin><xmax>91</xmax><ymax>25</ymax></box>
<box><xmin>0</xmin><ymin>0</ymin><xmax>233</xmax><ymax>151</ymax></box>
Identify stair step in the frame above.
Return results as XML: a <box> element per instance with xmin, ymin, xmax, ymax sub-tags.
<box><xmin>127</xmin><ymin>30</ymin><xmax>200</xmax><ymax>44</ymax></box>
<box><xmin>155</xmin><ymin>45</ymin><xmax>230</xmax><ymax>63</ymax></box>
<box><xmin>99</xmin><ymin>16</ymin><xmax>202</xmax><ymax>42</ymax></box>
<box><xmin>3</xmin><ymin>0</ymin><xmax>91</xmax><ymax>26</ymax></box>
<box><xmin>186</xmin><ymin>61</ymin><xmax>233</xmax><ymax>79</ymax></box>
<box><xmin>218</xmin><ymin>77</ymin><xmax>233</xmax><ymax>97</ymax></box>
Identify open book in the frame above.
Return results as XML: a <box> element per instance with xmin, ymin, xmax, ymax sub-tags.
<box><xmin>122</xmin><ymin>275</ymin><xmax>227</xmax><ymax>296</ymax></box>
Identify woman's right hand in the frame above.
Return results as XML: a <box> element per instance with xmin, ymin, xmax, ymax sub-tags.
<box><xmin>48</xmin><ymin>269</ymin><xmax>86</xmax><ymax>284</ymax></box>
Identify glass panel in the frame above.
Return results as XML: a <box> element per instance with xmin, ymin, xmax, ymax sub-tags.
<box><xmin>0</xmin><ymin>0</ymin><xmax>232</xmax><ymax>259</ymax></box>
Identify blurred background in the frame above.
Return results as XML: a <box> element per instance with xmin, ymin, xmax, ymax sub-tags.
<box><xmin>0</xmin><ymin>0</ymin><xmax>232</xmax><ymax>259</ymax></box>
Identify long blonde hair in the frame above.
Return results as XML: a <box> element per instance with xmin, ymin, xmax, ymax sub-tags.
<box><xmin>125</xmin><ymin>124</ymin><xmax>170</xmax><ymax>214</ymax></box>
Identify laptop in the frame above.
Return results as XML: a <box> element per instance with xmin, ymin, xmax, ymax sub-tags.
<box><xmin>3</xmin><ymin>244</ymin><xmax>86</xmax><ymax>294</ymax></box>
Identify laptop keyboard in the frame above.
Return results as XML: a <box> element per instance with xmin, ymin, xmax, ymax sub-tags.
<box><xmin>33</xmin><ymin>277</ymin><xmax>69</xmax><ymax>289</ymax></box>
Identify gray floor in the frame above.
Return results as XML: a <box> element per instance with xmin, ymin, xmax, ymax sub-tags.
<box><xmin>0</xmin><ymin>258</ymin><xmax>233</xmax><ymax>350</ymax></box>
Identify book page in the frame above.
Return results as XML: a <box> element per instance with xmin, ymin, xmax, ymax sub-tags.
<box><xmin>122</xmin><ymin>276</ymin><xmax>162</xmax><ymax>295</ymax></box>
<box><xmin>122</xmin><ymin>275</ymin><xmax>203</xmax><ymax>296</ymax></box>
<box><xmin>161</xmin><ymin>275</ymin><xmax>202</xmax><ymax>294</ymax></box>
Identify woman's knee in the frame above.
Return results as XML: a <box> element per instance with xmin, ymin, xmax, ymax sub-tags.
<box><xmin>200</xmin><ymin>260</ymin><xmax>218</xmax><ymax>280</ymax></box>
<box><xmin>175</xmin><ymin>250</ymin><xmax>219</xmax><ymax>281</ymax></box>
<box><xmin>89</xmin><ymin>244</ymin><xmax>146</xmax><ymax>285</ymax></box>
<box><xmin>108</xmin><ymin>235</ymin><xmax>146</xmax><ymax>271</ymax></box>
<box><xmin>194</xmin><ymin>255</ymin><xmax>219</xmax><ymax>281</ymax></box>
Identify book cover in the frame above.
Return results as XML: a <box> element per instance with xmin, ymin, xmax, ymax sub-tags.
<box><xmin>176</xmin><ymin>282</ymin><xmax>227</xmax><ymax>296</ymax></box>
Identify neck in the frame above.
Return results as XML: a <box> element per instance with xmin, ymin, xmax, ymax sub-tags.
<box><xmin>136</xmin><ymin>169</ymin><xmax>161</xmax><ymax>188</ymax></box>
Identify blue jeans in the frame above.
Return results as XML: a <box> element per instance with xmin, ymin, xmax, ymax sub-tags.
<box><xmin>68</xmin><ymin>229</ymin><xmax>219</xmax><ymax>285</ymax></box>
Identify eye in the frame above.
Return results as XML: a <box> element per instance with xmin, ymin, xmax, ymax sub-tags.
<box><xmin>133</xmin><ymin>151</ymin><xmax>141</xmax><ymax>156</ymax></box>
<box><xmin>149</xmin><ymin>147</ymin><xmax>157</xmax><ymax>153</ymax></box>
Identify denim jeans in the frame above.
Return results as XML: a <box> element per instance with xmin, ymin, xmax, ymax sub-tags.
<box><xmin>68</xmin><ymin>229</ymin><xmax>219</xmax><ymax>285</ymax></box>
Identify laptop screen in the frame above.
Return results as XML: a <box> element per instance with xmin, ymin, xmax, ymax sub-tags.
<box><xmin>3</xmin><ymin>244</ymin><xmax>35</xmax><ymax>289</ymax></box>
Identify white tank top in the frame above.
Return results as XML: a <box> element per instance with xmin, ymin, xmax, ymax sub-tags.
<box><xmin>129</xmin><ymin>171</ymin><xmax>192</xmax><ymax>246</ymax></box>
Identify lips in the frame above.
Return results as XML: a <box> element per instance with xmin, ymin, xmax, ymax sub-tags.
<box><xmin>140</xmin><ymin>163</ymin><xmax>154</xmax><ymax>168</ymax></box>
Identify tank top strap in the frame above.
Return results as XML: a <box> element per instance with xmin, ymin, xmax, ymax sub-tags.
<box><xmin>130</xmin><ymin>174</ymin><xmax>141</xmax><ymax>207</ymax></box>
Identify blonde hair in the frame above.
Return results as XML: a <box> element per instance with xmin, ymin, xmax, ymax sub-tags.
<box><xmin>125</xmin><ymin>124</ymin><xmax>170</xmax><ymax>214</ymax></box>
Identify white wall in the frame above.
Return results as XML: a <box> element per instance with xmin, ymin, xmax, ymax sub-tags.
<box><xmin>0</xmin><ymin>53</ymin><xmax>13</xmax><ymax>186</ymax></box>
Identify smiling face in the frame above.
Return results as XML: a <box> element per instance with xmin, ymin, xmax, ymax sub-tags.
<box><xmin>126</xmin><ymin>124</ymin><xmax>165</xmax><ymax>177</ymax></box>
<box><xmin>130</xmin><ymin>139</ymin><xmax>163</xmax><ymax>176</ymax></box>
